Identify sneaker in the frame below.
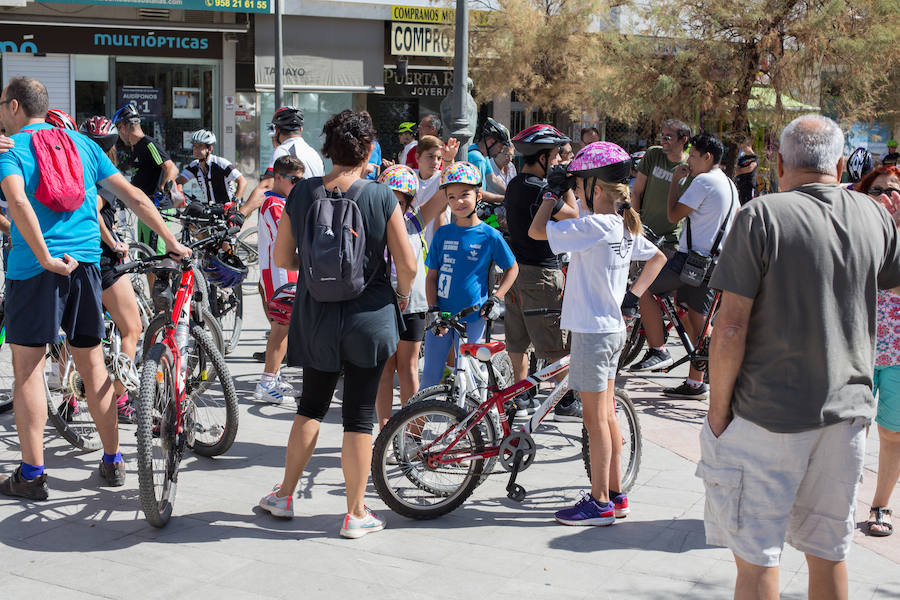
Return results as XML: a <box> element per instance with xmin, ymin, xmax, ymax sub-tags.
<box><xmin>514</xmin><ymin>395</ymin><xmax>541</xmax><ymax>418</ymax></box>
<box><xmin>611</xmin><ymin>493</ymin><xmax>630</xmax><ymax>518</ymax></box>
<box><xmin>0</xmin><ymin>466</ymin><xmax>49</xmax><ymax>501</ymax></box>
<box><xmin>117</xmin><ymin>399</ymin><xmax>136</xmax><ymax>424</ymax></box>
<box><xmin>553</xmin><ymin>392</ymin><xmax>582</xmax><ymax>422</ymax></box>
<box><xmin>629</xmin><ymin>348</ymin><xmax>674</xmax><ymax>372</ymax></box>
<box><xmin>254</xmin><ymin>380</ymin><xmax>289</xmax><ymax>404</ymax></box>
<box><xmin>275</xmin><ymin>374</ymin><xmax>297</xmax><ymax>397</ymax></box>
<box><xmin>258</xmin><ymin>484</ymin><xmax>294</xmax><ymax>518</ymax></box>
<box><xmin>554</xmin><ymin>491</ymin><xmax>616</xmax><ymax>526</ymax></box>
<box><xmin>60</xmin><ymin>394</ymin><xmax>81</xmax><ymax>422</ymax></box>
<box><xmin>662</xmin><ymin>381</ymin><xmax>709</xmax><ymax>399</ymax></box>
<box><xmin>252</xmin><ymin>350</ymin><xmax>267</xmax><ymax>363</ymax></box>
<box><xmin>340</xmin><ymin>506</ymin><xmax>385</xmax><ymax>538</ymax></box>
<box><xmin>98</xmin><ymin>460</ymin><xmax>126</xmax><ymax>487</ymax></box>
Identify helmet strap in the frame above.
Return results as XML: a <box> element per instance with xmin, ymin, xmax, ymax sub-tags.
<box><xmin>538</xmin><ymin>151</ymin><xmax>550</xmax><ymax>177</ymax></box>
<box><xmin>587</xmin><ymin>177</ymin><xmax>598</xmax><ymax>213</ymax></box>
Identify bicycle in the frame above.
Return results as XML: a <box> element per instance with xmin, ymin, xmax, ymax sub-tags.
<box><xmin>372</xmin><ymin>307</ymin><xmax>641</xmax><ymax>520</ymax></box>
<box><xmin>0</xmin><ymin>295</ymin><xmax>11</xmax><ymax>414</ymax></box>
<box><xmin>114</xmin><ymin>239</ymin><xmax>239</xmax><ymax>528</ymax></box>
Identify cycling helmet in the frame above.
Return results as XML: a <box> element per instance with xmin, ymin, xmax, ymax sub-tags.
<box><xmin>567</xmin><ymin>141</ymin><xmax>632</xmax><ymax>184</ymax></box>
<box><xmin>378</xmin><ymin>164</ymin><xmax>419</xmax><ymax>198</ymax></box>
<box><xmin>847</xmin><ymin>147</ymin><xmax>874</xmax><ymax>183</ymax></box>
<box><xmin>397</xmin><ymin>121</ymin><xmax>416</xmax><ymax>135</ymax></box>
<box><xmin>630</xmin><ymin>150</ymin><xmax>646</xmax><ymax>170</ymax></box>
<box><xmin>80</xmin><ymin>116</ymin><xmax>119</xmax><ymax>152</ymax></box>
<box><xmin>267</xmin><ymin>282</ymin><xmax>296</xmax><ymax>326</ymax></box>
<box><xmin>482</xmin><ymin>117</ymin><xmax>511</xmax><ymax>146</ymax></box>
<box><xmin>440</xmin><ymin>161</ymin><xmax>482</xmax><ymax>189</ymax></box>
<box><xmin>200</xmin><ymin>252</ymin><xmax>248</xmax><ymax>289</ymax></box>
<box><xmin>45</xmin><ymin>108</ymin><xmax>77</xmax><ymax>130</ymax></box>
<box><xmin>190</xmin><ymin>129</ymin><xmax>216</xmax><ymax>146</ymax></box>
<box><xmin>112</xmin><ymin>103</ymin><xmax>140</xmax><ymax>125</ymax></box>
<box><xmin>511</xmin><ymin>124</ymin><xmax>571</xmax><ymax>157</ymax></box>
<box><xmin>270</xmin><ymin>106</ymin><xmax>303</xmax><ymax>131</ymax></box>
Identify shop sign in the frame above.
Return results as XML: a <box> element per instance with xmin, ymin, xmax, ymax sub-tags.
<box><xmin>390</xmin><ymin>5</ymin><xmax>491</xmax><ymax>26</ymax></box>
<box><xmin>37</xmin><ymin>0</ymin><xmax>270</xmax><ymax>13</ymax></box>
<box><xmin>384</xmin><ymin>67</ymin><xmax>452</xmax><ymax>98</ymax></box>
<box><xmin>0</xmin><ymin>26</ymin><xmax>222</xmax><ymax>58</ymax></box>
<box><xmin>118</xmin><ymin>86</ymin><xmax>162</xmax><ymax>119</ymax></box>
<box><xmin>390</xmin><ymin>22</ymin><xmax>453</xmax><ymax>57</ymax></box>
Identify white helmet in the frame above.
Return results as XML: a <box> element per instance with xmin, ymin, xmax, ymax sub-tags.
<box><xmin>191</xmin><ymin>129</ymin><xmax>216</xmax><ymax>146</ymax></box>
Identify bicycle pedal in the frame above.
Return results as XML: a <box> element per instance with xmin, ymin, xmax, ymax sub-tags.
<box><xmin>506</xmin><ymin>484</ymin><xmax>526</xmax><ymax>502</ymax></box>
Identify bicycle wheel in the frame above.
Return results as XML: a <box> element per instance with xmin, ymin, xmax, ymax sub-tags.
<box><xmin>142</xmin><ymin>305</ymin><xmax>225</xmax><ymax>360</ymax></box>
<box><xmin>234</xmin><ymin>227</ymin><xmax>259</xmax><ymax>285</ymax></box>
<box><xmin>45</xmin><ymin>345</ymin><xmax>103</xmax><ymax>452</ymax></box>
<box><xmin>136</xmin><ymin>342</ymin><xmax>180</xmax><ymax>527</ymax></box>
<box><xmin>406</xmin><ymin>384</ymin><xmax>500</xmax><ymax>485</ymax></box>
<box><xmin>581</xmin><ymin>388</ymin><xmax>642</xmax><ymax>493</ymax></box>
<box><xmin>187</xmin><ymin>324</ymin><xmax>239</xmax><ymax>457</ymax></box>
<box><xmin>209</xmin><ymin>284</ymin><xmax>243</xmax><ymax>355</ymax></box>
<box><xmin>0</xmin><ymin>320</ymin><xmax>12</xmax><ymax>414</ymax></box>
<box><xmin>372</xmin><ymin>399</ymin><xmax>484</xmax><ymax>520</ymax></box>
<box><xmin>128</xmin><ymin>242</ymin><xmax>155</xmax><ymax>327</ymax></box>
<box><xmin>618</xmin><ymin>317</ymin><xmax>645</xmax><ymax>370</ymax></box>
<box><xmin>491</xmin><ymin>350</ymin><xmax>515</xmax><ymax>389</ymax></box>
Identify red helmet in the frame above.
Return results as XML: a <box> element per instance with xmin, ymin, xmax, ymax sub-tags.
<box><xmin>80</xmin><ymin>116</ymin><xmax>119</xmax><ymax>152</ymax></box>
<box><xmin>267</xmin><ymin>283</ymin><xmax>296</xmax><ymax>326</ymax></box>
<box><xmin>511</xmin><ymin>124</ymin><xmax>570</xmax><ymax>157</ymax></box>
<box><xmin>45</xmin><ymin>108</ymin><xmax>77</xmax><ymax>131</ymax></box>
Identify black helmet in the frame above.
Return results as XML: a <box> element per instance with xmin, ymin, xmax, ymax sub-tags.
<box><xmin>511</xmin><ymin>124</ymin><xmax>571</xmax><ymax>157</ymax></box>
<box><xmin>112</xmin><ymin>103</ymin><xmax>140</xmax><ymax>125</ymax></box>
<box><xmin>847</xmin><ymin>147</ymin><xmax>874</xmax><ymax>183</ymax></box>
<box><xmin>271</xmin><ymin>106</ymin><xmax>303</xmax><ymax>132</ymax></box>
<box><xmin>482</xmin><ymin>117</ymin><xmax>511</xmax><ymax>146</ymax></box>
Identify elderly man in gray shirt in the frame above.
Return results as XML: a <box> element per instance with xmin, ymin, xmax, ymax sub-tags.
<box><xmin>700</xmin><ymin>114</ymin><xmax>900</xmax><ymax>600</ymax></box>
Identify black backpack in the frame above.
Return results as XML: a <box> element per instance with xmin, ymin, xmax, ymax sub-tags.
<box><xmin>301</xmin><ymin>178</ymin><xmax>376</xmax><ymax>302</ymax></box>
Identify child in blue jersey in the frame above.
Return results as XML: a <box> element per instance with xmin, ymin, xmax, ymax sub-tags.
<box><xmin>419</xmin><ymin>162</ymin><xmax>519</xmax><ymax>390</ymax></box>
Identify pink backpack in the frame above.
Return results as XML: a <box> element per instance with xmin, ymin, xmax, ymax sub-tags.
<box><xmin>21</xmin><ymin>127</ymin><xmax>86</xmax><ymax>212</ymax></box>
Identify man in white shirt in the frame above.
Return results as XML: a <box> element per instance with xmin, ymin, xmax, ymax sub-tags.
<box><xmin>240</xmin><ymin>106</ymin><xmax>324</xmax><ymax>217</ymax></box>
<box><xmin>488</xmin><ymin>143</ymin><xmax>517</xmax><ymax>195</ymax></box>
<box><xmin>630</xmin><ymin>133</ymin><xmax>738</xmax><ymax>399</ymax></box>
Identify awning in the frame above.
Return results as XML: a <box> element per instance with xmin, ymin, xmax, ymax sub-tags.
<box><xmin>0</xmin><ymin>16</ymin><xmax>248</xmax><ymax>33</ymax></box>
<box><xmin>255</xmin><ymin>15</ymin><xmax>384</xmax><ymax>93</ymax></box>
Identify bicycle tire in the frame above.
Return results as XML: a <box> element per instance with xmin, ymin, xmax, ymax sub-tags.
<box><xmin>209</xmin><ymin>284</ymin><xmax>243</xmax><ymax>355</ymax></box>
<box><xmin>618</xmin><ymin>317</ymin><xmax>645</xmax><ymax>370</ymax></box>
<box><xmin>136</xmin><ymin>342</ymin><xmax>179</xmax><ymax>527</ymax></box>
<box><xmin>188</xmin><ymin>324</ymin><xmax>239</xmax><ymax>457</ymax></box>
<box><xmin>406</xmin><ymin>384</ymin><xmax>501</xmax><ymax>485</ymax></box>
<box><xmin>128</xmin><ymin>242</ymin><xmax>155</xmax><ymax>328</ymax></box>
<box><xmin>581</xmin><ymin>388</ymin><xmax>642</xmax><ymax>493</ymax></box>
<box><xmin>372</xmin><ymin>399</ymin><xmax>484</xmax><ymax>520</ymax></box>
<box><xmin>235</xmin><ymin>227</ymin><xmax>259</xmax><ymax>285</ymax></box>
<box><xmin>142</xmin><ymin>304</ymin><xmax>225</xmax><ymax>362</ymax></box>
<box><xmin>45</xmin><ymin>344</ymin><xmax>103</xmax><ymax>452</ymax></box>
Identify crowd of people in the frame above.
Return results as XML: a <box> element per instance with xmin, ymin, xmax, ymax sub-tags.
<box><xmin>0</xmin><ymin>73</ymin><xmax>899</xmax><ymax>597</ymax></box>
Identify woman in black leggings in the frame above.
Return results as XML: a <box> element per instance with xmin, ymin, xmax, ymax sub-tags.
<box><xmin>258</xmin><ymin>110</ymin><xmax>416</xmax><ymax>538</ymax></box>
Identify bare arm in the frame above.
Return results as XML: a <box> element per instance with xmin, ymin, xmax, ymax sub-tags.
<box><xmin>241</xmin><ymin>176</ymin><xmax>274</xmax><ymax>217</ymax></box>
<box><xmin>667</xmin><ymin>164</ymin><xmax>693</xmax><ymax>223</ymax></box>
<box><xmin>528</xmin><ymin>193</ymin><xmax>558</xmax><ymax>241</ymax></box>
<box><xmin>480</xmin><ymin>189</ymin><xmax>505</xmax><ymax>204</ymax></box>
<box><xmin>0</xmin><ymin>213</ymin><xmax>10</xmax><ymax>236</ymax></box>
<box><xmin>708</xmin><ymin>291</ymin><xmax>754</xmax><ymax>436</ymax></box>
<box><xmin>488</xmin><ymin>172</ymin><xmax>507</xmax><ymax>194</ymax></box>
<box><xmin>631</xmin><ymin>172</ymin><xmax>648</xmax><ymax>212</ymax></box>
<box><xmin>386</xmin><ymin>204</ymin><xmax>417</xmax><ymax>312</ymax></box>
<box><xmin>233</xmin><ymin>175</ymin><xmax>248</xmax><ymax>203</ymax></box>
<box><xmin>629</xmin><ymin>249</ymin><xmax>666</xmax><ymax>297</ymax></box>
<box><xmin>493</xmin><ymin>262</ymin><xmax>518</xmax><ymax>299</ymax></box>
<box><xmin>426</xmin><ymin>268</ymin><xmax>439</xmax><ymax>307</ymax></box>
<box><xmin>159</xmin><ymin>159</ymin><xmax>179</xmax><ymax>191</ymax></box>
<box><xmin>96</xmin><ymin>196</ymin><xmax>120</xmax><ymax>250</ymax></box>
<box><xmin>553</xmin><ymin>189</ymin><xmax>579</xmax><ymax>221</ymax></box>
<box><xmin>273</xmin><ymin>211</ymin><xmax>299</xmax><ymax>271</ymax></box>
<box><xmin>418</xmin><ymin>189</ymin><xmax>449</xmax><ymax>226</ymax></box>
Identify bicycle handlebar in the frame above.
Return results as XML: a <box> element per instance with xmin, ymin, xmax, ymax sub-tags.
<box><xmin>112</xmin><ymin>225</ymin><xmax>239</xmax><ymax>276</ymax></box>
<box><xmin>426</xmin><ymin>305</ymin><xmax>479</xmax><ymax>335</ymax></box>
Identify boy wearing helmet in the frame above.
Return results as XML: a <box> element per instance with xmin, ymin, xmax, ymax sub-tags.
<box><xmin>176</xmin><ymin>129</ymin><xmax>246</xmax><ymax>206</ymax></box>
<box><xmin>397</xmin><ymin>121</ymin><xmax>418</xmax><ymax>169</ymax></box>
<box><xmin>419</xmin><ymin>162</ymin><xmax>519</xmax><ymax>390</ymax></box>
<box><xmin>468</xmin><ymin>117</ymin><xmax>510</xmax><ymax>203</ymax></box>
<box><xmin>882</xmin><ymin>140</ymin><xmax>899</xmax><ymax>167</ymax></box>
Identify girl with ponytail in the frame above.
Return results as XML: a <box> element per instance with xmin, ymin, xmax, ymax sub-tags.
<box><xmin>529</xmin><ymin>141</ymin><xmax>666</xmax><ymax>526</ymax></box>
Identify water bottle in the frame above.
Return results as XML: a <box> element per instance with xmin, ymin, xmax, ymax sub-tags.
<box><xmin>174</xmin><ymin>303</ymin><xmax>191</xmax><ymax>372</ymax></box>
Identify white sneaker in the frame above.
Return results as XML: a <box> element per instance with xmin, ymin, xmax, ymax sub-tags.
<box><xmin>340</xmin><ymin>507</ymin><xmax>385</xmax><ymax>538</ymax></box>
<box><xmin>275</xmin><ymin>374</ymin><xmax>297</xmax><ymax>397</ymax></box>
<box><xmin>254</xmin><ymin>379</ymin><xmax>290</xmax><ymax>404</ymax></box>
<box><xmin>258</xmin><ymin>484</ymin><xmax>294</xmax><ymax>518</ymax></box>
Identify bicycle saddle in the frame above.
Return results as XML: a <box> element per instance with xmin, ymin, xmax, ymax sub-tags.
<box><xmin>459</xmin><ymin>341</ymin><xmax>506</xmax><ymax>362</ymax></box>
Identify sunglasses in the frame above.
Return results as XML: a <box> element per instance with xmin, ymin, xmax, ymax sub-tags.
<box><xmin>660</xmin><ymin>134</ymin><xmax>674</xmax><ymax>142</ymax></box>
<box><xmin>869</xmin><ymin>187</ymin><xmax>900</xmax><ymax>197</ymax></box>
<box><xmin>278</xmin><ymin>173</ymin><xmax>302</xmax><ymax>184</ymax></box>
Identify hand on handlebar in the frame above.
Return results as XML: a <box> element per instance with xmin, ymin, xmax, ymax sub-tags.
<box><xmin>165</xmin><ymin>239</ymin><xmax>192</xmax><ymax>260</ymax></box>
<box><xmin>480</xmin><ymin>295</ymin><xmax>502</xmax><ymax>321</ymax></box>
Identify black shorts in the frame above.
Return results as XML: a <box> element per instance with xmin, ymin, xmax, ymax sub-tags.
<box><xmin>399</xmin><ymin>311</ymin><xmax>426</xmax><ymax>343</ymax></box>
<box><xmin>5</xmin><ymin>263</ymin><xmax>104</xmax><ymax>347</ymax></box>
<box><xmin>648</xmin><ymin>252</ymin><xmax>716</xmax><ymax>315</ymax></box>
<box><xmin>99</xmin><ymin>254</ymin><xmax>124</xmax><ymax>291</ymax></box>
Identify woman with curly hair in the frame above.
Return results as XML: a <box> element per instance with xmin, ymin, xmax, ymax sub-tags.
<box><xmin>258</xmin><ymin>110</ymin><xmax>416</xmax><ymax>538</ymax></box>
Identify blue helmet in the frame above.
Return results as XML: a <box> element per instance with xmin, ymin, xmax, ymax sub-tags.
<box><xmin>201</xmin><ymin>253</ymin><xmax>247</xmax><ymax>288</ymax></box>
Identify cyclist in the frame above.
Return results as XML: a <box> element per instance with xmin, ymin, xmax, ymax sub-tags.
<box><xmin>241</xmin><ymin>106</ymin><xmax>324</xmax><ymax>218</ymax></box>
<box><xmin>504</xmin><ymin>124</ymin><xmax>580</xmax><ymax>419</ymax></box>
<box><xmin>176</xmin><ymin>129</ymin><xmax>247</xmax><ymax>206</ymax></box>
<box><xmin>629</xmin><ymin>133</ymin><xmax>738</xmax><ymax>399</ymax></box>
<box><xmin>397</xmin><ymin>121</ymin><xmax>418</xmax><ymax>168</ymax></box>
<box><xmin>468</xmin><ymin>117</ymin><xmax>510</xmax><ymax>203</ymax></box>
<box><xmin>113</xmin><ymin>103</ymin><xmax>181</xmax><ymax>256</ymax></box>
<box><xmin>529</xmin><ymin>141</ymin><xmax>666</xmax><ymax>525</ymax></box>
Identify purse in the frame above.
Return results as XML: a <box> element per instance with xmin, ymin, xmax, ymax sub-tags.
<box><xmin>679</xmin><ymin>180</ymin><xmax>736</xmax><ymax>287</ymax></box>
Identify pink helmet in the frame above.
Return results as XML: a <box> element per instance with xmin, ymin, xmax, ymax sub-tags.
<box><xmin>567</xmin><ymin>141</ymin><xmax>632</xmax><ymax>183</ymax></box>
<box><xmin>378</xmin><ymin>164</ymin><xmax>419</xmax><ymax>198</ymax></box>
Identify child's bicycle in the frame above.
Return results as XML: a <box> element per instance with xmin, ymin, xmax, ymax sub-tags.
<box><xmin>372</xmin><ymin>307</ymin><xmax>641</xmax><ymax>520</ymax></box>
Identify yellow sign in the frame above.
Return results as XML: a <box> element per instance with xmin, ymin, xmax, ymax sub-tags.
<box><xmin>391</xmin><ymin>5</ymin><xmax>454</xmax><ymax>24</ymax></box>
<box><xmin>391</xmin><ymin>22</ymin><xmax>453</xmax><ymax>57</ymax></box>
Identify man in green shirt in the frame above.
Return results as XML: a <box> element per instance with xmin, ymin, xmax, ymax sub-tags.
<box><xmin>632</xmin><ymin>119</ymin><xmax>691</xmax><ymax>246</ymax></box>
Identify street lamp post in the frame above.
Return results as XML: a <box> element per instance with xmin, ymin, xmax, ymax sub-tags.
<box><xmin>274</xmin><ymin>0</ymin><xmax>284</xmax><ymax>107</ymax></box>
<box><xmin>449</xmin><ymin>0</ymin><xmax>472</xmax><ymax>160</ymax></box>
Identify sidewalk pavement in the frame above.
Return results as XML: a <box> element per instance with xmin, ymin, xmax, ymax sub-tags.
<box><xmin>1</xmin><ymin>291</ymin><xmax>899</xmax><ymax>599</ymax></box>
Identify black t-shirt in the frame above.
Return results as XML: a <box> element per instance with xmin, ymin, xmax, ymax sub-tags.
<box><xmin>503</xmin><ymin>173</ymin><xmax>564</xmax><ymax>268</ymax></box>
<box><xmin>883</xmin><ymin>151</ymin><xmax>900</xmax><ymax>166</ymax></box>
<box><xmin>125</xmin><ymin>136</ymin><xmax>170</xmax><ymax>197</ymax></box>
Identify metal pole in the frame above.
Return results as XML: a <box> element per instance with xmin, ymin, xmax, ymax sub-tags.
<box><xmin>450</xmin><ymin>0</ymin><xmax>471</xmax><ymax>160</ymax></box>
<box><xmin>274</xmin><ymin>0</ymin><xmax>284</xmax><ymax>107</ymax></box>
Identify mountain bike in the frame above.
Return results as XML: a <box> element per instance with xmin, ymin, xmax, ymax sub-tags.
<box><xmin>234</xmin><ymin>225</ymin><xmax>259</xmax><ymax>287</ymax></box>
<box><xmin>0</xmin><ymin>295</ymin><xmax>11</xmax><ymax>414</ymax></box>
<box><xmin>372</xmin><ymin>307</ymin><xmax>641</xmax><ymax>520</ymax></box>
<box><xmin>113</xmin><ymin>238</ymin><xmax>239</xmax><ymax>528</ymax></box>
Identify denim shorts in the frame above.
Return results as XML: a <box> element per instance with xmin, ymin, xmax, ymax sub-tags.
<box><xmin>568</xmin><ymin>330</ymin><xmax>626</xmax><ymax>392</ymax></box>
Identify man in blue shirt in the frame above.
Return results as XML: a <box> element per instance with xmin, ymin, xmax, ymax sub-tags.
<box><xmin>468</xmin><ymin>118</ymin><xmax>510</xmax><ymax>204</ymax></box>
<box><xmin>0</xmin><ymin>76</ymin><xmax>190</xmax><ymax>501</ymax></box>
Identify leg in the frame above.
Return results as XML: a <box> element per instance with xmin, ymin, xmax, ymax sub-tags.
<box><xmin>639</xmin><ymin>292</ymin><xmax>665</xmax><ymax>347</ymax></box>
<box><xmin>734</xmin><ymin>554</ymin><xmax>779</xmax><ymax>600</ymax></box>
<box><xmin>395</xmin><ymin>340</ymin><xmax>421</xmax><ymax>407</ymax></box>
<box><xmin>510</xmin><ymin>351</ymin><xmax>529</xmax><ymax>382</ymax></box>
<box><xmin>264</xmin><ymin>322</ymin><xmax>290</xmax><ymax>374</ymax></box>
<box><xmin>870</xmin><ymin>425</ymin><xmax>900</xmax><ymax>527</ymax></box>
<box><xmin>685</xmin><ymin>308</ymin><xmax>708</xmax><ymax>382</ymax></box>
<box><xmin>420</xmin><ymin>328</ymin><xmax>455</xmax><ymax>390</ymax></box>
<box><xmin>10</xmin><ymin>344</ymin><xmax>49</xmax><ymax>467</ymax></box>
<box><xmin>806</xmin><ymin>554</ymin><xmax>848</xmax><ymax>600</ymax></box>
<box><xmin>69</xmin><ymin>344</ymin><xmax>118</xmax><ymax>455</ymax></box>
<box><xmin>102</xmin><ymin>277</ymin><xmax>142</xmax><ymax>396</ymax></box>
<box><xmin>343</xmin><ymin>432</ymin><xmax>373</xmax><ymax>518</ymax></box>
<box><xmin>375</xmin><ymin>353</ymin><xmax>398</xmax><ymax>429</ymax></box>
<box><xmin>582</xmin><ymin>389</ymin><xmax>611</xmax><ymax>503</ymax></box>
<box><xmin>606</xmin><ymin>383</ymin><xmax>624</xmax><ymax>493</ymax></box>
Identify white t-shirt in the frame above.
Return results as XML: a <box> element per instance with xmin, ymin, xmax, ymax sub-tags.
<box><xmin>676</xmin><ymin>168</ymin><xmax>738</xmax><ymax>256</ymax></box>
<box><xmin>398</xmin><ymin>140</ymin><xmax>418</xmax><ymax>166</ymax></box>
<box><xmin>390</xmin><ymin>207</ymin><xmax>429</xmax><ymax>315</ymax></box>
<box><xmin>414</xmin><ymin>170</ymin><xmax>446</xmax><ymax>248</ymax></box>
<box><xmin>487</xmin><ymin>158</ymin><xmax>517</xmax><ymax>194</ymax></box>
<box><xmin>267</xmin><ymin>136</ymin><xmax>325</xmax><ymax>180</ymax></box>
<box><xmin>547</xmin><ymin>213</ymin><xmax>658</xmax><ymax>333</ymax></box>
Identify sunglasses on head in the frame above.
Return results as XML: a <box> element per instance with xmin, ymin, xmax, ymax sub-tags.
<box><xmin>869</xmin><ymin>186</ymin><xmax>900</xmax><ymax>197</ymax></box>
<box><xmin>278</xmin><ymin>173</ymin><xmax>302</xmax><ymax>184</ymax></box>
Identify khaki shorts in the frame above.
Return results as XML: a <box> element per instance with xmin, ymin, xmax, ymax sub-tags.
<box><xmin>696</xmin><ymin>414</ymin><xmax>867</xmax><ymax>567</ymax></box>
<box><xmin>504</xmin><ymin>264</ymin><xmax>569</xmax><ymax>359</ymax></box>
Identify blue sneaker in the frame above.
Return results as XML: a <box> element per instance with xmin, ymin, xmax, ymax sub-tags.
<box><xmin>554</xmin><ymin>491</ymin><xmax>616</xmax><ymax>526</ymax></box>
<box><xmin>340</xmin><ymin>506</ymin><xmax>385</xmax><ymax>538</ymax></box>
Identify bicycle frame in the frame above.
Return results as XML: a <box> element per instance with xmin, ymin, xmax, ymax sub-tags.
<box><xmin>637</xmin><ymin>291</ymin><xmax>721</xmax><ymax>373</ymax></box>
<box><xmin>158</xmin><ymin>264</ymin><xmax>195</xmax><ymax>436</ymax></box>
